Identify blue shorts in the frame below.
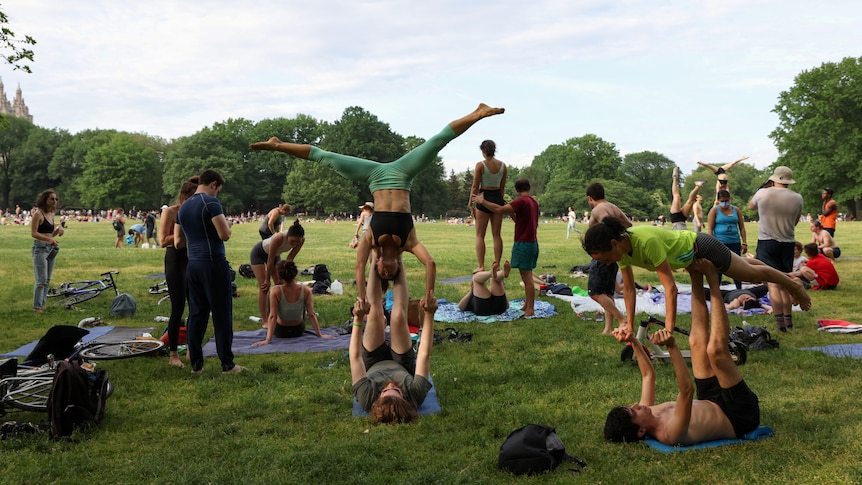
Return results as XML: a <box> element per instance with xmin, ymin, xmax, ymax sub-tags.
<box><xmin>510</xmin><ymin>241</ymin><xmax>539</xmax><ymax>270</ymax></box>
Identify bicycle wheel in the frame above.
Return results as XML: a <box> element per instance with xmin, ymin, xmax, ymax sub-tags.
<box><xmin>58</xmin><ymin>291</ymin><xmax>100</xmax><ymax>309</ymax></box>
<box><xmin>1</xmin><ymin>375</ymin><xmax>54</xmax><ymax>412</ymax></box>
<box><xmin>48</xmin><ymin>280</ymin><xmax>93</xmax><ymax>298</ymax></box>
<box><xmin>79</xmin><ymin>340</ymin><xmax>164</xmax><ymax>360</ymax></box>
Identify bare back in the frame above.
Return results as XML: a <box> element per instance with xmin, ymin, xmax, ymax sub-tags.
<box><xmin>589</xmin><ymin>201</ymin><xmax>632</xmax><ymax>227</ymax></box>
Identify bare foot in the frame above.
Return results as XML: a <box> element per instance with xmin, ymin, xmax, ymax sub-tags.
<box><xmin>503</xmin><ymin>260</ymin><xmax>511</xmax><ymax>278</ymax></box>
<box><xmin>473</xmin><ymin>267</ymin><xmax>484</xmax><ymax>274</ymax></box>
<box><xmin>601</xmin><ymin>329</ymin><xmax>613</xmax><ymax>335</ymax></box>
<box><xmin>250</xmin><ymin>137</ymin><xmax>283</xmax><ymax>151</ymax></box>
<box><xmin>33</xmin><ymin>308</ymin><xmax>44</xmax><ymax>314</ymax></box>
<box><xmin>790</xmin><ymin>280</ymin><xmax>812</xmax><ymax>311</ymax></box>
<box><xmin>523</xmin><ymin>310</ymin><xmax>535</xmax><ymax>317</ymax></box>
<box><xmin>673</xmin><ymin>166</ymin><xmax>680</xmax><ymax>178</ymax></box>
<box><xmin>475</xmin><ymin>103</ymin><xmax>505</xmax><ymax>119</ymax></box>
<box><xmin>694</xmin><ymin>180</ymin><xmax>705</xmax><ymax>188</ymax></box>
<box><xmin>169</xmin><ymin>355</ymin><xmax>185</xmax><ymax>368</ymax></box>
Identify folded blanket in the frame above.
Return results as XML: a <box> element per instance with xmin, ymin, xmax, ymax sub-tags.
<box><xmin>817</xmin><ymin>319</ymin><xmax>862</xmax><ymax>334</ymax></box>
<box><xmin>202</xmin><ymin>326</ymin><xmax>349</xmax><ymax>356</ymax></box>
<box><xmin>353</xmin><ymin>377</ymin><xmax>441</xmax><ymax>416</ymax></box>
<box><xmin>433</xmin><ymin>298</ymin><xmax>557</xmax><ymax>323</ymax></box>
<box><xmin>644</xmin><ymin>426</ymin><xmax>774</xmax><ymax>453</ymax></box>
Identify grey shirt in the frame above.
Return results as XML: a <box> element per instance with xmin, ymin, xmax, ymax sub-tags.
<box><xmin>352</xmin><ymin>360</ymin><xmax>431</xmax><ymax>411</ymax></box>
<box><xmin>749</xmin><ymin>187</ymin><xmax>803</xmax><ymax>243</ymax></box>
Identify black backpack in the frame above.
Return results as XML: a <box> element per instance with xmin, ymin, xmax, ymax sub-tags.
<box><xmin>47</xmin><ymin>359</ymin><xmax>111</xmax><ymax>439</ymax></box>
<box><xmin>311</xmin><ymin>264</ymin><xmax>331</xmax><ymax>295</ymax></box>
<box><xmin>498</xmin><ymin>424</ymin><xmax>586</xmax><ymax>476</ymax></box>
<box><xmin>112</xmin><ymin>219</ymin><xmax>122</xmax><ymax>231</ymax></box>
<box><xmin>238</xmin><ymin>264</ymin><xmax>255</xmax><ymax>279</ymax></box>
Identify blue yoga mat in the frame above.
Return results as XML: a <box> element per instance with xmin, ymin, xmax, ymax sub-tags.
<box><xmin>0</xmin><ymin>325</ymin><xmax>115</xmax><ymax>358</ymax></box>
<box><xmin>644</xmin><ymin>426</ymin><xmax>774</xmax><ymax>453</ymax></box>
<box><xmin>352</xmin><ymin>376</ymin><xmax>441</xmax><ymax>417</ymax></box>
<box><xmin>801</xmin><ymin>344</ymin><xmax>862</xmax><ymax>358</ymax></box>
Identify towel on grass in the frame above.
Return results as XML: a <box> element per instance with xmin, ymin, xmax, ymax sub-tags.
<box><xmin>433</xmin><ymin>298</ymin><xmax>557</xmax><ymax>323</ymax></box>
<box><xmin>644</xmin><ymin>426</ymin><xmax>774</xmax><ymax>453</ymax></box>
<box><xmin>817</xmin><ymin>319</ymin><xmax>862</xmax><ymax>334</ymax></box>
<box><xmin>202</xmin><ymin>326</ymin><xmax>349</xmax><ymax>356</ymax></box>
<box><xmin>801</xmin><ymin>344</ymin><xmax>862</xmax><ymax>358</ymax></box>
<box><xmin>352</xmin><ymin>376</ymin><xmax>441</xmax><ymax>417</ymax></box>
<box><xmin>548</xmin><ymin>288</ymin><xmax>774</xmax><ymax>318</ymax></box>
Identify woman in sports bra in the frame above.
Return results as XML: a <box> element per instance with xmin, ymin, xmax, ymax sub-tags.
<box><xmin>250</xmin><ymin>219</ymin><xmax>306</xmax><ymax>325</ymax></box>
<box><xmin>251</xmin><ymin>103</ymin><xmax>505</xmax><ymax>309</ymax></box>
<box><xmin>469</xmin><ymin>140</ymin><xmax>507</xmax><ymax>273</ymax></box>
<box><xmin>458</xmin><ymin>260</ymin><xmax>510</xmax><ymax>316</ymax></box>
<box><xmin>253</xmin><ymin>260</ymin><xmax>332</xmax><ymax>345</ymax></box>
<box><xmin>31</xmin><ymin>189</ymin><xmax>64</xmax><ymax>313</ymax></box>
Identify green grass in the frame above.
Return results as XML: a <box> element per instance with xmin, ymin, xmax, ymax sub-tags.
<box><xmin>2</xmin><ymin>218</ymin><xmax>862</xmax><ymax>484</ymax></box>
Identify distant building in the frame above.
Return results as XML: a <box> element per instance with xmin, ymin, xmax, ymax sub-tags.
<box><xmin>0</xmin><ymin>78</ymin><xmax>33</xmax><ymax>122</ymax></box>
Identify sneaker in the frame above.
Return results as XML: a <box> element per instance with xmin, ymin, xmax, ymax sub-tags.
<box><xmin>222</xmin><ymin>365</ymin><xmax>246</xmax><ymax>375</ymax></box>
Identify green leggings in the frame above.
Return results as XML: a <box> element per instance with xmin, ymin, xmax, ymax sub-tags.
<box><xmin>308</xmin><ymin>125</ymin><xmax>457</xmax><ymax>193</ymax></box>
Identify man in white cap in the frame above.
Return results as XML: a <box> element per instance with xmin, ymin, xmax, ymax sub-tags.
<box><xmin>748</xmin><ymin>166</ymin><xmax>805</xmax><ymax>332</ymax></box>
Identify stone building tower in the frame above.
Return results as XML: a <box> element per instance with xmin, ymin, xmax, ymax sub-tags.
<box><xmin>0</xmin><ymin>78</ymin><xmax>33</xmax><ymax>122</ymax></box>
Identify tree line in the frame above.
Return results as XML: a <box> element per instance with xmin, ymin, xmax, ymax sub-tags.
<box><xmin>1</xmin><ymin>56</ymin><xmax>859</xmax><ymax>220</ymax></box>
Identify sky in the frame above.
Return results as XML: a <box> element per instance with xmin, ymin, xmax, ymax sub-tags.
<box><xmin>4</xmin><ymin>1</ymin><xmax>862</xmax><ymax>176</ymax></box>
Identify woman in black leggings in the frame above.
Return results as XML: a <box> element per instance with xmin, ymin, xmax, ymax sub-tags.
<box><xmin>159</xmin><ymin>176</ymin><xmax>199</xmax><ymax>367</ymax></box>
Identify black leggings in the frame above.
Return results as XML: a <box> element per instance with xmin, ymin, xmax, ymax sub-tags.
<box><xmin>164</xmin><ymin>246</ymin><xmax>188</xmax><ymax>351</ymax></box>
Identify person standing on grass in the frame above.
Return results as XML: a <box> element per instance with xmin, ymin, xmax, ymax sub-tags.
<box><xmin>707</xmin><ymin>189</ymin><xmax>747</xmax><ymax>290</ymax></box>
<box><xmin>566</xmin><ymin>206</ymin><xmax>581</xmax><ymax>239</ymax></box>
<box><xmin>259</xmin><ymin>203</ymin><xmax>291</xmax><ymax>240</ymax></box>
<box><xmin>819</xmin><ymin>187</ymin><xmax>838</xmax><ymax>237</ymax></box>
<box><xmin>469</xmin><ymin>139</ymin><xmax>507</xmax><ymax>273</ymax></box>
<box><xmin>604</xmin><ymin>260</ymin><xmax>760</xmax><ymax>446</ymax></box>
<box><xmin>31</xmin><ymin>189</ymin><xmax>63</xmax><ymax>314</ymax></box>
<box><xmin>586</xmin><ymin>182</ymin><xmax>631</xmax><ymax>335</ymax></box>
<box><xmin>159</xmin><ymin>176</ymin><xmax>199</xmax><ymax>367</ymax></box>
<box><xmin>175</xmin><ymin>169</ymin><xmax>244</xmax><ymax>375</ymax></box>
<box><xmin>250</xmin><ymin>219</ymin><xmax>306</xmax><ymax>325</ymax></box>
<box><xmin>145</xmin><ymin>210</ymin><xmax>158</xmax><ymax>247</ymax></box>
<box><xmin>748</xmin><ymin>166</ymin><xmax>805</xmax><ymax>332</ymax></box>
<box><xmin>474</xmin><ymin>178</ymin><xmax>539</xmax><ymax>317</ymax></box>
<box><xmin>350</xmin><ymin>202</ymin><xmax>374</xmax><ymax>249</ymax></box>
<box><xmin>113</xmin><ymin>208</ymin><xmax>126</xmax><ymax>248</ymax></box>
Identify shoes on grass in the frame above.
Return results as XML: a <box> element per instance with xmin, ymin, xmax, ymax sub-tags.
<box><xmin>222</xmin><ymin>365</ymin><xmax>247</xmax><ymax>375</ymax></box>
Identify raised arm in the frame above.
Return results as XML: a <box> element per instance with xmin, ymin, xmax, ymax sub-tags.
<box><xmin>407</xmin><ymin>240</ymin><xmax>437</xmax><ymax>302</ymax></box>
<box><xmin>414</xmin><ymin>297</ymin><xmax>438</xmax><ymax>380</ymax></box>
<box><xmin>623</xmin><ymin>330</ymin><xmax>656</xmax><ymax>406</ymax></box>
<box><xmin>620</xmin><ymin>266</ymin><xmax>637</xmax><ymax>336</ymax></box>
<box><xmin>652</xmin><ymin>329</ymin><xmax>693</xmax><ymax>444</ymax></box>
<box><xmin>349</xmin><ymin>299</ymin><xmax>370</xmax><ymax>384</ymax></box>
<box><xmin>355</xmin><ymin>232</ymin><xmax>373</xmax><ymax>303</ymax></box>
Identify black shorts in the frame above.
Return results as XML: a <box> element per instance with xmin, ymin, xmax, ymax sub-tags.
<box><xmin>476</xmin><ymin>190</ymin><xmax>506</xmax><ymax>215</ymax></box>
<box><xmin>669</xmin><ymin>211</ymin><xmax>686</xmax><ymax>223</ymax></box>
<box><xmin>362</xmin><ymin>343</ymin><xmax>416</xmax><ymax>376</ymax></box>
<box><xmin>588</xmin><ymin>259</ymin><xmax>618</xmax><ymax>296</ymax></box>
<box><xmin>249</xmin><ymin>241</ymin><xmax>280</xmax><ymax>266</ymax></box>
<box><xmin>467</xmin><ymin>294</ymin><xmax>509</xmax><ymax>316</ymax></box>
<box><xmin>755</xmin><ymin>239</ymin><xmax>795</xmax><ymax>273</ymax></box>
<box><xmin>696</xmin><ymin>376</ymin><xmax>760</xmax><ymax>437</ymax></box>
<box><xmin>274</xmin><ymin>321</ymin><xmax>306</xmax><ymax>338</ymax></box>
<box><xmin>693</xmin><ymin>233</ymin><xmax>733</xmax><ymax>273</ymax></box>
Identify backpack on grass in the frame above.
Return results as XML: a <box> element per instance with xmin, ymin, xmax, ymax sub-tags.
<box><xmin>110</xmin><ymin>293</ymin><xmax>137</xmax><ymax>317</ymax></box>
<box><xmin>238</xmin><ymin>263</ymin><xmax>255</xmax><ymax>279</ymax></box>
<box><xmin>47</xmin><ymin>360</ymin><xmax>111</xmax><ymax>439</ymax></box>
<box><xmin>498</xmin><ymin>424</ymin><xmax>586</xmax><ymax>476</ymax></box>
<box><xmin>311</xmin><ymin>264</ymin><xmax>332</xmax><ymax>295</ymax></box>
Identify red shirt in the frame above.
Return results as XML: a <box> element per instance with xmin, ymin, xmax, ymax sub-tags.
<box><xmin>806</xmin><ymin>253</ymin><xmax>839</xmax><ymax>288</ymax></box>
<box><xmin>510</xmin><ymin>195</ymin><xmax>539</xmax><ymax>243</ymax></box>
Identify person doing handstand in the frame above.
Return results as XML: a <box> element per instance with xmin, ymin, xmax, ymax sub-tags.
<box><xmin>698</xmin><ymin>156</ymin><xmax>748</xmax><ymax>203</ymax></box>
<box><xmin>604</xmin><ymin>260</ymin><xmax>760</xmax><ymax>445</ymax></box>
<box><xmin>251</xmin><ymin>104</ymin><xmax>505</xmax><ymax>305</ymax></box>
<box><xmin>669</xmin><ymin>166</ymin><xmax>704</xmax><ymax>231</ymax></box>
<box><xmin>458</xmin><ymin>260</ymin><xmax>510</xmax><ymax>316</ymax></box>
<box><xmin>349</xmin><ymin>259</ymin><xmax>437</xmax><ymax>424</ymax></box>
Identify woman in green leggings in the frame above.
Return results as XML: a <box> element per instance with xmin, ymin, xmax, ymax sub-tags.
<box><xmin>251</xmin><ymin>103</ymin><xmax>504</xmax><ymax>308</ymax></box>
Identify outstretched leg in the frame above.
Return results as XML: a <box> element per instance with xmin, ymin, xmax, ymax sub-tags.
<box><xmin>671</xmin><ymin>166</ymin><xmax>683</xmax><ymax>213</ymax></box>
<box><xmin>680</xmin><ymin>181</ymin><xmax>704</xmax><ymax>218</ymax></box>
<box><xmin>704</xmin><ymin>264</ymin><xmax>743</xmax><ymax>388</ymax></box>
<box><xmin>724</xmin><ymin>253</ymin><xmax>810</xmax><ymax>310</ymax></box>
<box><xmin>687</xmin><ymin>267</ymin><xmax>713</xmax><ymax>380</ymax></box>
<box><xmin>449</xmin><ymin>103</ymin><xmax>505</xmax><ymax>136</ymax></box>
<box><xmin>250</xmin><ymin>138</ymin><xmax>312</xmax><ymax>159</ymax></box>
<box><xmin>488</xmin><ymin>260</ymin><xmax>508</xmax><ymax>296</ymax></box>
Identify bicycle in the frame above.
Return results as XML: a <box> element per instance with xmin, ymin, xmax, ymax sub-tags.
<box><xmin>148</xmin><ymin>279</ymin><xmax>170</xmax><ymax>305</ymax></box>
<box><xmin>620</xmin><ymin>316</ymin><xmax>747</xmax><ymax>366</ymax></box>
<box><xmin>0</xmin><ymin>334</ymin><xmax>163</xmax><ymax>415</ymax></box>
<box><xmin>47</xmin><ymin>271</ymin><xmax>120</xmax><ymax>309</ymax></box>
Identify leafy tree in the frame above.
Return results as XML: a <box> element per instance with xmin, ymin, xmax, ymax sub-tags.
<box><xmin>446</xmin><ymin>169</ymin><xmax>471</xmax><ymax>217</ymax></box>
<box><xmin>9</xmin><ymin>125</ymin><xmax>69</xmax><ymax>208</ymax></box>
<box><xmin>771</xmin><ymin>56</ymin><xmax>862</xmax><ymax>219</ymax></box>
<box><xmin>0</xmin><ymin>114</ymin><xmax>33</xmax><ymax>208</ymax></box>
<box><xmin>620</xmin><ymin>151</ymin><xmax>676</xmax><ymax>205</ymax></box>
<box><xmin>0</xmin><ymin>8</ymin><xmax>36</xmax><ymax>73</ymax></box>
<box><xmin>590</xmin><ymin>178</ymin><xmax>659</xmax><ymax>222</ymax></box>
<box><xmin>49</xmin><ymin>129</ymin><xmax>118</xmax><ymax>206</ymax></box>
<box><xmin>73</xmin><ymin>132</ymin><xmax>161</xmax><ymax>210</ymax></box>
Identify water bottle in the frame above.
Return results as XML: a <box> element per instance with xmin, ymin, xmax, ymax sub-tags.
<box><xmin>331</xmin><ymin>279</ymin><xmax>343</xmax><ymax>295</ymax></box>
<box><xmin>742</xmin><ymin>320</ymin><xmax>751</xmax><ymax>329</ymax></box>
<box><xmin>249</xmin><ymin>316</ymin><xmax>262</xmax><ymax>323</ymax></box>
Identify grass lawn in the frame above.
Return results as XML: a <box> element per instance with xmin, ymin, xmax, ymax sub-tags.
<box><xmin>2</xmin><ymin>217</ymin><xmax>862</xmax><ymax>484</ymax></box>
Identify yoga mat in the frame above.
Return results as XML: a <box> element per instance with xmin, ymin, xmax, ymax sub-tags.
<box><xmin>433</xmin><ymin>298</ymin><xmax>557</xmax><ymax>323</ymax></box>
<box><xmin>801</xmin><ymin>344</ymin><xmax>862</xmax><ymax>358</ymax></box>
<box><xmin>353</xmin><ymin>376</ymin><xmax>441</xmax><ymax>416</ymax></box>
<box><xmin>644</xmin><ymin>426</ymin><xmax>774</xmax><ymax>453</ymax></box>
<box><xmin>439</xmin><ymin>275</ymin><xmax>473</xmax><ymax>284</ymax></box>
<box><xmin>201</xmin><ymin>326</ymin><xmax>349</xmax><ymax>356</ymax></box>
<box><xmin>1</xmin><ymin>325</ymin><xmax>115</xmax><ymax>358</ymax></box>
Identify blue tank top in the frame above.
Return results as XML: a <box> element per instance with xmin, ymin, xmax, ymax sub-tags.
<box><xmin>714</xmin><ymin>206</ymin><xmax>741</xmax><ymax>245</ymax></box>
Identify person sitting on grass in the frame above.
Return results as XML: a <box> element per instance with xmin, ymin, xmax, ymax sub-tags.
<box><xmin>604</xmin><ymin>260</ymin><xmax>760</xmax><ymax>445</ymax></box>
<box><xmin>252</xmin><ymin>261</ymin><xmax>332</xmax><ymax>346</ymax></box>
<box><xmin>581</xmin><ymin>216</ymin><xmax>811</xmax><ymax>338</ymax></box>
<box><xmin>458</xmin><ymin>260</ymin><xmax>510</xmax><ymax>316</ymax></box>
<box><xmin>350</xmin><ymin>259</ymin><xmax>437</xmax><ymax>424</ymax></box>
<box><xmin>788</xmin><ymin>242</ymin><xmax>839</xmax><ymax>291</ymax></box>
